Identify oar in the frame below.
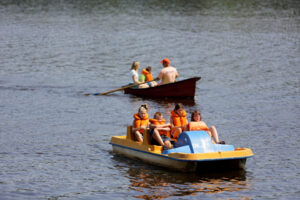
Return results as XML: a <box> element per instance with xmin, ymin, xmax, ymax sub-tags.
<box><xmin>85</xmin><ymin>78</ymin><xmax>159</xmax><ymax>96</ymax></box>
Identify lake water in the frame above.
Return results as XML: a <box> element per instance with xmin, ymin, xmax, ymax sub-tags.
<box><xmin>0</xmin><ymin>0</ymin><xmax>299</xmax><ymax>199</ymax></box>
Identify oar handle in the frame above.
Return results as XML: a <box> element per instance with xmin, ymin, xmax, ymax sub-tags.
<box><xmin>85</xmin><ymin>78</ymin><xmax>159</xmax><ymax>96</ymax></box>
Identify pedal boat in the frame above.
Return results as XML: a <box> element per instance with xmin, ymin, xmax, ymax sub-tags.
<box><xmin>110</xmin><ymin>126</ymin><xmax>254</xmax><ymax>172</ymax></box>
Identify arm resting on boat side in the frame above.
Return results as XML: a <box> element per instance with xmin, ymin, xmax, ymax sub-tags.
<box><xmin>132</xmin><ymin>123</ymin><xmax>149</xmax><ymax>143</ymax></box>
<box><xmin>149</xmin><ymin>123</ymin><xmax>171</xmax><ymax>132</ymax></box>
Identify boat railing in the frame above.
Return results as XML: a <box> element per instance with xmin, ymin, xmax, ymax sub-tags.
<box><xmin>126</xmin><ymin>126</ymin><xmax>151</xmax><ymax>145</ymax></box>
<box><xmin>126</xmin><ymin>126</ymin><xmax>135</xmax><ymax>140</ymax></box>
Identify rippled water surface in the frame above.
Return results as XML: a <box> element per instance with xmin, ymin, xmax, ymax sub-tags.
<box><xmin>0</xmin><ymin>0</ymin><xmax>299</xmax><ymax>199</ymax></box>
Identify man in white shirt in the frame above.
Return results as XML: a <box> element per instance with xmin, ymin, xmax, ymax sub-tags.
<box><xmin>156</xmin><ymin>58</ymin><xmax>178</xmax><ymax>85</ymax></box>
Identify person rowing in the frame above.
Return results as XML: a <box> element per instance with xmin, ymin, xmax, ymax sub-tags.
<box><xmin>156</xmin><ymin>58</ymin><xmax>178</xmax><ymax>85</ymax></box>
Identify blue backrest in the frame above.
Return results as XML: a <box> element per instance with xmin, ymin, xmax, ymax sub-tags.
<box><xmin>162</xmin><ymin>131</ymin><xmax>235</xmax><ymax>155</ymax></box>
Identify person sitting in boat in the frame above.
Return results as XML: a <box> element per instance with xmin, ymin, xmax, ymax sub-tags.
<box><xmin>156</xmin><ymin>58</ymin><xmax>178</xmax><ymax>85</ymax></box>
<box><xmin>170</xmin><ymin>103</ymin><xmax>188</xmax><ymax>139</ymax></box>
<box><xmin>149</xmin><ymin>112</ymin><xmax>173</xmax><ymax>149</ymax></box>
<box><xmin>189</xmin><ymin>110</ymin><xmax>225</xmax><ymax>144</ymax></box>
<box><xmin>130</xmin><ymin>61</ymin><xmax>149</xmax><ymax>88</ymax></box>
<box><xmin>132</xmin><ymin>105</ymin><xmax>149</xmax><ymax>142</ymax></box>
<box><xmin>139</xmin><ymin>66</ymin><xmax>158</xmax><ymax>87</ymax></box>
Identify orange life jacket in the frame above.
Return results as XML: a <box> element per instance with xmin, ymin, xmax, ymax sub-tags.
<box><xmin>171</xmin><ymin>110</ymin><xmax>188</xmax><ymax>127</ymax></box>
<box><xmin>188</xmin><ymin>121</ymin><xmax>209</xmax><ymax>131</ymax></box>
<box><xmin>141</xmin><ymin>69</ymin><xmax>153</xmax><ymax>82</ymax></box>
<box><xmin>133</xmin><ymin>113</ymin><xmax>149</xmax><ymax>133</ymax></box>
<box><xmin>149</xmin><ymin>118</ymin><xmax>170</xmax><ymax>137</ymax></box>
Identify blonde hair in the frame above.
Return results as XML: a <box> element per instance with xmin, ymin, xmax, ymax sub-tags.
<box><xmin>138</xmin><ymin>106</ymin><xmax>147</xmax><ymax>113</ymax></box>
<box><xmin>140</xmin><ymin>103</ymin><xmax>149</xmax><ymax>111</ymax></box>
<box><xmin>131</xmin><ymin>61</ymin><xmax>140</xmax><ymax>70</ymax></box>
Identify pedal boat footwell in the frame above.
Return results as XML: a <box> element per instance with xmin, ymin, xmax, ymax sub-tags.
<box><xmin>110</xmin><ymin>126</ymin><xmax>254</xmax><ymax>172</ymax></box>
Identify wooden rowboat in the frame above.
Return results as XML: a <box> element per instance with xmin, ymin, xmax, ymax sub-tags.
<box><xmin>124</xmin><ymin>77</ymin><xmax>201</xmax><ymax>98</ymax></box>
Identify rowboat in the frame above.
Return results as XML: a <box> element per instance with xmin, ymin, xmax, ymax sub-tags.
<box><xmin>110</xmin><ymin>126</ymin><xmax>254</xmax><ymax>172</ymax></box>
<box><xmin>124</xmin><ymin>77</ymin><xmax>201</xmax><ymax>98</ymax></box>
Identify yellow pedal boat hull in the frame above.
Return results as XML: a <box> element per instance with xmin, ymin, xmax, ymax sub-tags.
<box><xmin>110</xmin><ymin>127</ymin><xmax>254</xmax><ymax>172</ymax></box>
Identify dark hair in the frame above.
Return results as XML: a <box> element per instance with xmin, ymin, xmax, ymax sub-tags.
<box><xmin>174</xmin><ymin>103</ymin><xmax>184</xmax><ymax>111</ymax></box>
<box><xmin>191</xmin><ymin>110</ymin><xmax>202</xmax><ymax>121</ymax></box>
<box><xmin>146</xmin><ymin>66</ymin><xmax>152</xmax><ymax>72</ymax></box>
<box><xmin>154</xmin><ymin>112</ymin><xmax>162</xmax><ymax>118</ymax></box>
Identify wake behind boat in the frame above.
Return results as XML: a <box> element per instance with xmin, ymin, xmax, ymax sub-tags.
<box><xmin>124</xmin><ymin>77</ymin><xmax>201</xmax><ymax>99</ymax></box>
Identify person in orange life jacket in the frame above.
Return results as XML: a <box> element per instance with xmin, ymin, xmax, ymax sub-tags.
<box><xmin>170</xmin><ymin>103</ymin><xmax>188</xmax><ymax>139</ymax></box>
<box><xmin>132</xmin><ymin>105</ymin><xmax>149</xmax><ymax>142</ymax></box>
<box><xmin>139</xmin><ymin>66</ymin><xmax>158</xmax><ymax>87</ymax></box>
<box><xmin>189</xmin><ymin>110</ymin><xmax>225</xmax><ymax>144</ymax></box>
<box><xmin>149</xmin><ymin>112</ymin><xmax>173</xmax><ymax>149</ymax></box>
<box><xmin>130</xmin><ymin>61</ymin><xmax>149</xmax><ymax>88</ymax></box>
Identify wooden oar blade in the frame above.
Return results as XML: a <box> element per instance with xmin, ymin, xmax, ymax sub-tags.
<box><xmin>84</xmin><ymin>92</ymin><xmax>107</xmax><ymax>96</ymax></box>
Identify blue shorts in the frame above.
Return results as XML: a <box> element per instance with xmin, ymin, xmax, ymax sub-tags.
<box><xmin>126</xmin><ymin>83</ymin><xmax>139</xmax><ymax>89</ymax></box>
<box><xmin>150</xmin><ymin>129</ymin><xmax>171</xmax><ymax>145</ymax></box>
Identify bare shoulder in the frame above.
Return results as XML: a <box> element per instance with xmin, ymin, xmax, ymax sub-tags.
<box><xmin>170</xmin><ymin>66</ymin><xmax>177</xmax><ymax>70</ymax></box>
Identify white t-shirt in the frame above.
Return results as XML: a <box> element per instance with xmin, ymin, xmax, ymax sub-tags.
<box><xmin>130</xmin><ymin>69</ymin><xmax>138</xmax><ymax>83</ymax></box>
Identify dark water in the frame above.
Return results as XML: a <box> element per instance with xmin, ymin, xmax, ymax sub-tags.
<box><xmin>0</xmin><ymin>0</ymin><xmax>299</xmax><ymax>199</ymax></box>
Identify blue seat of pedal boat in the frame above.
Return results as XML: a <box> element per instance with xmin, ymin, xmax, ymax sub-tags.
<box><xmin>162</xmin><ymin>131</ymin><xmax>235</xmax><ymax>155</ymax></box>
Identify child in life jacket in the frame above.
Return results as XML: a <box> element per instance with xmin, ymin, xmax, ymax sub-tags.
<box><xmin>149</xmin><ymin>112</ymin><xmax>173</xmax><ymax>149</ymax></box>
<box><xmin>189</xmin><ymin>110</ymin><xmax>225</xmax><ymax>144</ymax></box>
<box><xmin>139</xmin><ymin>66</ymin><xmax>158</xmax><ymax>87</ymax></box>
<box><xmin>170</xmin><ymin>103</ymin><xmax>188</xmax><ymax>139</ymax></box>
<box><xmin>132</xmin><ymin>105</ymin><xmax>149</xmax><ymax>142</ymax></box>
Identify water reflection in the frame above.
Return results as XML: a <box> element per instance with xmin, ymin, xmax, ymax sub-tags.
<box><xmin>128</xmin><ymin>95</ymin><xmax>196</xmax><ymax>106</ymax></box>
<box><xmin>127</xmin><ymin>166</ymin><xmax>249</xmax><ymax>199</ymax></box>
<box><xmin>127</xmin><ymin>95</ymin><xmax>196</xmax><ymax>119</ymax></box>
<box><xmin>112</xmin><ymin>154</ymin><xmax>250</xmax><ymax>199</ymax></box>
